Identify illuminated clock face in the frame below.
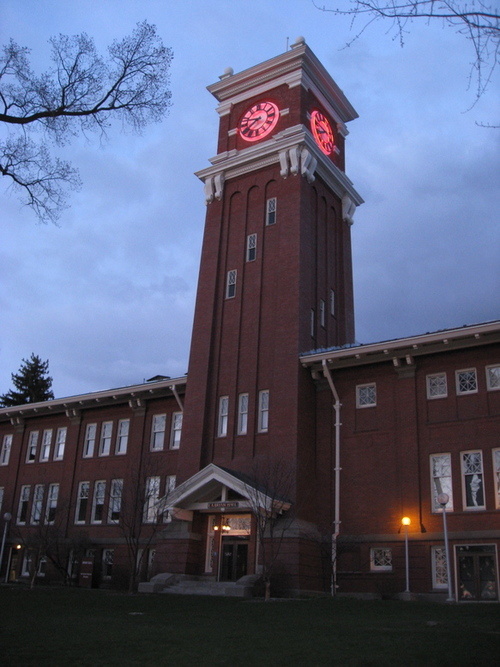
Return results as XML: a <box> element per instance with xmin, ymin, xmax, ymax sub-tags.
<box><xmin>311</xmin><ymin>110</ymin><xmax>335</xmax><ymax>155</ymax></box>
<box><xmin>239</xmin><ymin>101</ymin><xmax>280</xmax><ymax>142</ymax></box>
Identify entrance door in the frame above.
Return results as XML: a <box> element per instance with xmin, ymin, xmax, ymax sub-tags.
<box><xmin>457</xmin><ymin>545</ymin><xmax>498</xmax><ymax>601</ymax></box>
<box><xmin>220</xmin><ymin>538</ymin><xmax>248</xmax><ymax>581</ymax></box>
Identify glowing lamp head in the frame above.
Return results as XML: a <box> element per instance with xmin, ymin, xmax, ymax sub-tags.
<box><xmin>401</xmin><ymin>516</ymin><xmax>411</xmax><ymax>526</ymax></box>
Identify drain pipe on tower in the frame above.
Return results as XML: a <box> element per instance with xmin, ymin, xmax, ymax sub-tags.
<box><xmin>322</xmin><ymin>359</ymin><xmax>342</xmax><ymax>597</ymax></box>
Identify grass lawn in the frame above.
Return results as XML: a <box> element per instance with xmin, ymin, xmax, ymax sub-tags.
<box><xmin>0</xmin><ymin>586</ymin><xmax>499</xmax><ymax>666</ymax></box>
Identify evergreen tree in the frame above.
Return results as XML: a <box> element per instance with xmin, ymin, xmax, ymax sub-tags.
<box><xmin>0</xmin><ymin>354</ymin><xmax>54</xmax><ymax>407</ymax></box>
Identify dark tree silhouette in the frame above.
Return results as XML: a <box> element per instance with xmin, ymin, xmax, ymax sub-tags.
<box><xmin>0</xmin><ymin>353</ymin><xmax>54</xmax><ymax>406</ymax></box>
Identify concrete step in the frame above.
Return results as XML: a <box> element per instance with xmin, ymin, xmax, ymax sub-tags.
<box><xmin>139</xmin><ymin>572</ymin><xmax>259</xmax><ymax>598</ymax></box>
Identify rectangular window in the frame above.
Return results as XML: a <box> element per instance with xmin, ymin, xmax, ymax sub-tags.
<box><xmin>31</xmin><ymin>484</ymin><xmax>44</xmax><ymax>524</ymax></box>
<box><xmin>461</xmin><ymin>450</ymin><xmax>485</xmax><ymax>509</ymax></box>
<box><xmin>108</xmin><ymin>479</ymin><xmax>123</xmax><ymax>523</ymax></box>
<box><xmin>151</xmin><ymin>414</ymin><xmax>166</xmax><ymax>451</ymax></box>
<box><xmin>170</xmin><ymin>412</ymin><xmax>182</xmax><ymax>449</ymax></box>
<box><xmin>320</xmin><ymin>299</ymin><xmax>326</xmax><ymax>328</ymax></box>
<box><xmin>75</xmin><ymin>482</ymin><xmax>90</xmax><ymax>524</ymax></box>
<box><xmin>456</xmin><ymin>368</ymin><xmax>478</xmax><ymax>395</ymax></box>
<box><xmin>166</xmin><ymin>475</ymin><xmax>176</xmax><ymax>493</ymax></box>
<box><xmin>102</xmin><ymin>549</ymin><xmax>114</xmax><ymax>579</ymax></box>
<box><xmin>258</xmin><ymin>390</ymin><xmax>269</xmax><ymax>433</ymax></box>
<box><xmin>46</xmin><ymin>483</ymin><xmax>59</xmax><ymax>524</ymax></box>
<box><xmin>99</xmin><ymin>422</ymin><xmax>113</xmax><ymax>456</ymax></box>
<box><xmin>26</xmin><ymin>431</ymin><xmax>39</xmax><ymax>462</ymax></box>
<box><xmin>486</xmin><ymin>365</ymin><xmax>500</xmax><ymax>391</ymax></box>
<box><xmin>40</xmin><ymin>429</ymin><xmax>52</xmax><ymax>461</ymax></box>
<box><xmin>115</xmin><ymin>419</ymin><xmax>129</xmax><ymax>455</ymax></box>
<box><xmin>83</xmin><ymin>423</ymin><xmax>97</xmax><ymax>458</ymax></box>
<box><xmin>0</xmin><ymin>487</ymin><xmax>3</xmax><ymax>514</ymax></box>
<box><xmin>237</xmin><ymin>393</ymin><xmax>249</xmax><ymax>435</ymax></box>
<box><xmin>493</xmin><ymin>449</ymin><xmax>500</xmax><ymax>509</ymax></box>
<box><xmin>246</xmin><ymin>234</ymin><xmax>257</xmax><ymax>262</ymax></box>
<box><xmin>218</xmin><ymin>396</ymin><xmax>229</xmax><ymax>437</ymax></box>
<box><xmin>0</xmin><ymin>434</ymin><xmax>12</xmax><ymax>465</ymax></box>
<box><xmin>356</xmin><ymin>383</ymin><xmax>377</xmax><ymax>408</ymax></box>
<box><xmin>144</xmin><ymin>476</ymin><xmax>160</xmax><ymax>523</ymax></box>
<box><xmin>430</xmin><ymin>454</ymin><xmax>453</xmax><ymax>511</ymax></box>
<box><xmin>330</xmin><ymin>289</ymin><xmax>335</xmax><ymax>316</ymax></box>
<box><xmin>370</xmin><ymin>547</ymin><xmax>392</xmax><ymax>571</ymax></box>
<box><xmin>17</xmin><ymin>485</ymin><xmax>31</xmax><ymax>524</ymax></box>
<box><xmin>266</xmin><ymin>197</ymin><xmax>276</xmax><ymax>225</ymax></box>
<box><xmin>91</xmin><ymin>481</ymin><xmax>106</xmax><ymax>523</ymax></box>
<box><xmin>226</xmin><ymin>270</ymin><xmax>237</xmax><ymax>299</ymax></box>
<box><xmin>426</xmin><ymin>373</ymin><xmax>448</xmax><ymax>399</ymax></box>
<box><xmin>431</xmin><ymin>546</ymin><xmax>448</xmax><ymax>589</ymax></box>
<box><xmin>310</xmin><ymin>309</ymin><xmax>315</xmax><ymax>337</ymax></box>
<box><xmin>54</xmin><ymin>427</ymin><xmax>67</xmax><ymax>460</ymax></box>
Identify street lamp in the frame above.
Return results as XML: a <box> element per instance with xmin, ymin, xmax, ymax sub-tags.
<box><xmin>437</xmin><ymin>493</ymin><xmax>454</xmax><ymax>602</ymax></box>
<box><xmin>401</xmin><ymin>516</ymin><xmax>411</xmax><ymax>594</ymax></box>
<box><xmin>0</xmin><ymin>512</ymin><xmax>12</xmax><ymax>583</ymax></box>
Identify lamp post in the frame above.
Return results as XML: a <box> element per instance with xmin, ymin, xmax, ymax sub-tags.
<box><xmin>401</xmin><ymin>516</ymin><xmax>411</xmax><ymax>595</ymax></box>
<box><xmin>0</xmin><ymin>512</ymin><xmax>12</xmax><ymax>582</ymax></box>
<box><xmin>437</xmin><ymin>493</ymin><xmax>454</xmax><ymax>602</ymax></box>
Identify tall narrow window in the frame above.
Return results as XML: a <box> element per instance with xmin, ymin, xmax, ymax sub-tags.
<box><xmin>151</xmin><ymin>414</ymin><xmax>166</xmax><ymax>451</ymax></box>
<box><xmin>226</xmin><ymin>270</ymin><xmax>237</xmax><ymax>299</ymax></box>
<box><xmin>91</xmin><ymin>481</ymin><xmax>106</xmax><ymax>523</ymax></box>
<box><xmin>0</xmin><ymin>434</ymin><xmax>12</xmax><ymax>465</ymax></box>
<box><xmin>83</xmin><ymin>424</ymin><xmax>96</xmax><ymax>458</ymax></box>
<box><xmin>320</xmin><ymin>299</ymin><xmax>326</xmax><ymax>328</ymax></box>
<box><xmin>17</xmin><ymin>485</ymin><xmax>31</xmax><ymax>524</ymax></box>
<box><xmin>75</xmin><ymin>482</ymin><xmax>90</xmax><ymax>524</ymax></box>
<box><xmin>54</xmin><ymin>427</ymin><xmax>67</xmax><ymax>460</ymax></box>
<box><xmin>330</xmin><ymin>289</ymin><xmax>335</xmax><ymax>316</ymax></box>
<box><xmin>493</xmin><ymin>449</ymin><xmax>500</xmax><ymax>509</ymax></box>
<box><xmin>430</xmin><ymin>454</ymin><xmax>453</xmax><ymax>511</ymax></box>
<box><xmin>40</xmin><ymin>429</ymin><xmax>52</xmax><ymax>461</ymax></box>
<box><xmin>486</xmin><ymin>365</ymin><xmax>500</xmax><ymax>391</ymax></box>
<box><xmin>99</xmin><ymin>422</ymin><xmax>113</xmax><ymax>456</ymax></box>
<box><xmin>258</xmin><ymin>390</ymin><xmax>269</xmax><ymax>433</ymax></box>
<box><xmin>144</xmin><ymin>476</ymin><xmax>160</xmax><ymax>523</ymax></box>
<box><xmin>427</xmin><ymin>373</ymin><xmax>448</xmax><ymax>399</ymax></box>
<box><xmin>237</xmin><ymin>393</ymin><xmax>249</xmax><ymax>435</ymax></box>
<box><xmin>0</xmin><ymin>487</ymin><xmax>3</xmax><ymax>514</ymax></box>
<box><xmin>461</xmin><ymin>450</ymin><xmax>485</xmax><ymax>509</ymax></box>
<box><xmin>31</xmin><ymin>484</ymin><xmax>44</xmax><ymax>524</ymax></box>
<box><xmin>218</xmin><ymin>396</ymin><xmax>229</xmax><ymax>437</ymax></box>
<box><xmin>456</xmin><ymin>368</ymin><xmax>477</xmax><ymax>395</ymax></box>
<box><xmin>310</xmin><ymin>309</ymin><xmax>315</xmax><ymax>337</ymax></box>
<box><xmin>102</xmin><ymin>549</ymin><xmax>114</xmax><ymax>579</ymax></box>
<box><xmin>170</xmin><ymin>412</ymin><xmax>182</xmax><ymax>449</ymax></box>
<box><xmin>166</xmin><ymin>475</ymin><xmax>176</xmax><ymax>493</ymax></box>
<box><xmin>356</xmin><ymin>383</ymin><xmax>377</xmax><ymax>408</ymax></box>
<box><xmin>431</xmin><ymin>547</ymin><xmax>448</xmax><ymax>589</ymax></box>
<box><xmin>46</xmin><ymin>483</ymin><xmax>59</xmax><ymax>524</ymax></box>
<box><xmin>266</xmin><ymin>197</ymin><xmax>277</xmax><ymax>225</ymax></box>
<box><xmin>108</xmin><ymin>479</ymin><xmax>123</xmax><ymax>523</ymax></box>
<box><xmin>115</xmin><ymin>419</ymin><xmax>129</xmax><ymax>455</ymax></box>
<box><xmin>26</xmin><ymin>431</ymin><xmax>39</xmax><ymax>462</ymax></box>
<box><xmin>246</xmin><ymin>234</ymin><xmax>257</xmax><ymax>262</ymax></box>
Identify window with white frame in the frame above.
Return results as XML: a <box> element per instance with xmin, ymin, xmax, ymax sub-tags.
<box><xmin>493</xmin><ymin>449</ymin><xmax>500</xmax><ymax>510</ymax></box>
<box><xmin>21</xmin><ymin>551</ymin><xmax>32</xmax><ymax>578</ymax></box>
<box><xmin>151</xmin><ymin>414</ymin><xmax>166</xmax><ymax>451</ymax></box>
<box><xmin>226</xmin><ymin>270</ymin><xmax>237</xmax><ymax>299</ymax></box>
<box><xmin>170</xmin><ymin>412</ymin><xmax>182</xmax><ymax>449</ymax></box>
<box><xmin>356</xmin><ymin>383</ymin><xmax>377</xmax><ymax>408</ymax></box>
<box><xmin>91</xmin><ymin>481</ymin><xmax>106</xmax><ymax>523</ymax></box>
<box><xmin>163</xmin><ymin>475</ymin><xmax>176</xmax><ymax>523</ymax></box>
<box><xmin>26</xmin><ymin>431</ymin><xmax>39</xmax><ymax>462</ymax></box>
<box><xmin>456</xmin><ymin>368</ymin><xmax>477</xmax><ymax>395</ymax></box>
<box><xmin>75</xmin><ymin>482</ymin><xmax>90</xmax><ymax>524</ymax></box>
<box><xmin>370</xmin><ymin>547</ymin><xmax>392</xmax><ymax>571</ymax></box>
<box><xmin>108</xmin><ymin>479</ymin><xmax>123</xmax><ymax>523</ymax></box>
<box><xmin>17</xmin><ymin>485</ymin><xmax>30</xmax><ymax>524</ymax></box>
<box><xmin>144</xmin><ymin>476</ymin><xmax>160</xmax><ymax>523</ymax></box>
<box><xmin>218</xmin><ymin>396</ymin><xmax>229</xmax><ymax>437</ymax></box>
<box><xmin>431</xmin><ymin>546</ymin><xmax>448</xmax><ymax>589</ymax></box>
<box><xmin>246</xmin><ymin>233</ymin><xmax>257</xmax><ymax>262</ymax></box>
<box><xmin>430</xmin><ymin>454</ymin><xmax>453</xmax><ymax>511</ymax></box>
<box><xmin>486</xmin><ymin>365</ymin><xmax>500</xmax><ymax>391</ymax></box>
<box><xmin>99</xmin><ymin>422</ymin><xmax>113</xmax><ymax>456</ymax></box>
<box><xmin>102</xmin><ymin>549</ymin><xmax>114</xmax><ymax>579</ymax></box>
<box><xmin>461</xmin><ymin>450</ymin><xmax>485</xmax><ymax>509</ymax></box>
<box><xmin>83</xmin><ymin>423</ymin><xmax>96</xmax><ymax>458</ymax></box>
<box><xmin>320</xmin><ymin>300</ymin><xmax>326</xmax><ymax>328</ymax></box>
<box><xmin>54</xmin><ymin>427</ymin><xmax>67</xmax><ymax>460</ymax></box>
<box><xmin>46</xmin><ymin>483</ymin><xmax>59</xmax><ymax>524</ymax></box>
<box><xmin>31</xmin><ymin>484</ymin><xmax>44</xmax><ymax>524</ymax></box>
<box><xmin>115</xmin><ymin>419</ymin><xmax>129</xmax><ymax>455</ymax></box>
<box><xmin>426</xmin><ymin>373</ymin><xmax>447</xmax><ymax>399</ymax></box>
<box><xmin>330</xmin><ymin>289</ymin><xmax>335</xmax><ymax>316</ymax></box>
<box><xmin>237</xmin><ymin>393</ymin><xmax>249</xmax><ymax>435</ymax></box>
<box><xmin>258</xmin><ymin>390</ymin><xmax>269</xmax><ymax>433</ymax></box>
<box><xmin>266</xmin><ymin>197</ymin><xmax>276</xmax><ymax>225</ymax></box>
<box><xmin>40</xmin><ymin>429</ymin><xmax>52</xmax><ymax>461</ymax></box>
<box><xmin>1</xmin><ymin>434</ymin><xmax>12</xmax><ymax>465</ymax></box>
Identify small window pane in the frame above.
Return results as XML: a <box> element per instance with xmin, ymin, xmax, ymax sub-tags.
<box><xmin>246</xmin><ymin>234</ymin><xmax>257</xmax><ymax>262</ymax></box>
<box><xmin>461</xmin><ymin>450</ymin><xmax>485</xmax><ymax>509</ymax></box>
<box><xmin>370</xmin><ymin>547</ymin><xmax>392</xmax><ymax>571</ymax></box>
<box><xmin>427</xmin><ymin>373</ymin><xmax>447</xmax><ymax>399</ymax></box>
<box><xmin>486</xmin><ymin>365</ymin><xmax>500</xmax><ymax>391</ymax></box>
<box><xmin>356</xmin><ymin>384</ymin><xmax>376</xmax><ymax>408</ymax></box>
<box><xmin>226</xmin><ymin>270</ymin><xmax>237</xmax><ymax>299</ymax></box>
<box><xmin>266</xmin><ymin>197</ymin><xmax>276</xmax><ymax>225</ymax></box>
<box><xmin>456</xmin><ymin>369</ymin><xmax>477</xmax><ymax>395</ymax></box>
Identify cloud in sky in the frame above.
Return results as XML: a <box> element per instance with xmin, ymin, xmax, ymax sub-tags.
<box><xmin>0</xmin><ymin>0</ymin><xmax>498</xmax><ymax>398</ymax></box>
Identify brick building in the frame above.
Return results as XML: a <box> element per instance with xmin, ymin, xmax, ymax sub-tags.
<box><xmin>1</xmin><ymin>39</ymin><xmax>499</xmax><ymax>600</ymax></box>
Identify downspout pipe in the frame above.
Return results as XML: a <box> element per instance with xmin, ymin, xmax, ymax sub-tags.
<box><xmin>322</xmin><ymin>359</ymin><xmax>341</xmax><ymax>596</ymax></box>
<box><xmin>169</xmin><ymin>384</ymin><xmax>184</xmax><ymax>412</ymax></box>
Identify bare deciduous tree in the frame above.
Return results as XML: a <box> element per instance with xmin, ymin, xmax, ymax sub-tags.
<box><xmin>0</xmin><ymin>21</ymin><xmax>173</xmax><ymax>222</ymax></box>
